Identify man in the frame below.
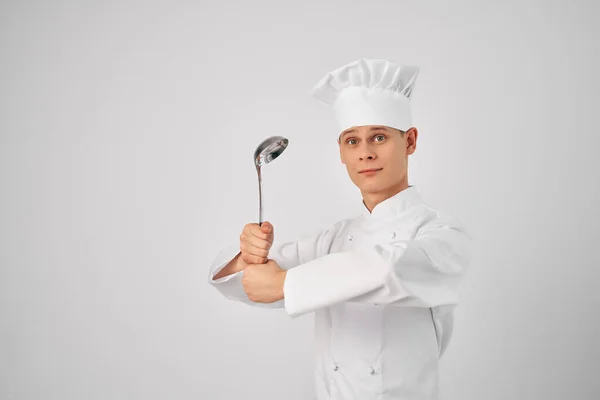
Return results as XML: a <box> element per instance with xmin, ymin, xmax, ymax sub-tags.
<box><xmin>208</xmin><ymin>58</ymin><xmax>473</xmax><ymax>400</ymax></box>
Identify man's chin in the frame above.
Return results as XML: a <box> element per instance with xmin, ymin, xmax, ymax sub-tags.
<box><xmin>356</xmin><ymin>182</ymin><xmax>384</xmax><ymax>194</ymax></box>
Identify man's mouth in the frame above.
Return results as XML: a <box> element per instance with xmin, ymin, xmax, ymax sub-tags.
<box><xmin>358</xmin><ymin>168</ymin><xmax>383</xmax><ymax>174</ymax></box>
<box><xmin>359</xmin><ymin>168</ymin><xmax>383</xmax><ymax>174</ymax></box>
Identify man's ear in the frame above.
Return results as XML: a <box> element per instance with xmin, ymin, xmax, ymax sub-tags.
<box><xmin>406</xmin><ymin>127</ymin><xmax>418</xmax><ymax>155</ymax></box>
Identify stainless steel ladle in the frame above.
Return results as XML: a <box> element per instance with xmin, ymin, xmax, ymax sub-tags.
<box><xmin>253</xmin><ymin>136</ymin><xmax>289</xmax><ymax>226</ymax></box>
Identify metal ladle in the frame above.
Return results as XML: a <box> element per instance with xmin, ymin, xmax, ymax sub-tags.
<box><xmin>253</xmin><ymin>136</ymin><xmax>289</xmax><ymax>226</ymax></box>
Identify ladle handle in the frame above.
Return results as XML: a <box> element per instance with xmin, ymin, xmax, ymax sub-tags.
<box><xmin>256</xmin><ymin>165</ymin><xmax>263</xmax><ymax>226</ymax></box>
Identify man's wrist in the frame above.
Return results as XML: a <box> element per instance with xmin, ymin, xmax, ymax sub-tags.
<box><xmin>279</xmin><ymin>270</ymin><xmax>287</xmax><ymax>301</ymax></box>
<box><xmin>235</xmin><ymin>252</ymin><xmax>248</xmax><ymax>272</ymax></box>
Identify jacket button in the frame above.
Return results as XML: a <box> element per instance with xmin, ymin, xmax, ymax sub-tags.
<box><xmin>369</xmin><ymin>367</ymin><xmax>375</xmax><ymax>375</ymax></box>
<box><xmin>347</xmin><ymin>235</ymin><xmax>353</xmax><ymax>242</ymax></box>
<box><xmin>333</xmin><ymin>364</ymin><xmax>339</xmax><ymax>371</ymax></box>
<box><xmin>391</xmin><ymin>232</ymin><xmax>396</xmax><ymax>239</ymax></box>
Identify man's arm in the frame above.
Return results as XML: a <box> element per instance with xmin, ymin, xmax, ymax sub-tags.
<box><xmin>282</xmin><ymin>212</ymin><xmax>473</xmax><ymax>318</ymax></box>
<box><xmin>208</xmin><ymin>218</ymin><xmax>350</xmax><ymax>308</ymax></box>
<box><xmin>212</xmin><ymin>252</ymin><xmax>246</xmax><ymax>281</ymax></box>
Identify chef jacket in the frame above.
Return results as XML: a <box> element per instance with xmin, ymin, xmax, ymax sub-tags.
<box><xmin>208</xmin><ymin>185</ymin><xmax>473</xmax><ymax>400</ymax></box>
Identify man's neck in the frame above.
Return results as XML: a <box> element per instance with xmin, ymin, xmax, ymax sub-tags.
<box><xmin>362</xmin><ymin>180</ymin><xmax>410</xmax><ymax>213</ymax></box>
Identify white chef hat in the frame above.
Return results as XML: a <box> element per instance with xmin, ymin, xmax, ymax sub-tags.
<box><xmin>311</xmin><ymin>58</ymin><xmax>419</xmax><ymax>138</ymax></box>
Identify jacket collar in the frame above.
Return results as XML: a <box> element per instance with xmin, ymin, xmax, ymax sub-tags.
<box><xmin>360</xmin><ymin>185</ymin><xmax>422</xmax><ymax>221</ymax></box>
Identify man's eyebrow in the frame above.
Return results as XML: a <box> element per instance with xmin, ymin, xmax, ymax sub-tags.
<box><xmin>339</xmin><ymin>128</ymin><xmax>357</xmax><ymax>140</ymax></box>
<box><xmin>340</xmin><ymin>126</ymin><xmax>390</xmax><ymax>140</ymax></box>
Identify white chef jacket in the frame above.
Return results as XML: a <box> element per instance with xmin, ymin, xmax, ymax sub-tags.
<box><xmin>208</xmin><ymin>185</ymin><xmax>473</xmax><ymax>400</ymax></box>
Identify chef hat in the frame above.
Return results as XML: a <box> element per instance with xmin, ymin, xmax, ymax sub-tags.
<box><xmin>311</xmin><ymin>58</ymin><xmax>419</xmax><ymax>138</ymax></box>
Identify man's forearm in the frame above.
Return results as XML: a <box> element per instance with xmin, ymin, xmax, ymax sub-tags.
<box><xmin>212</xmin><ymin>252</ymin><xmax>246</xmax><ymax>280</ymax></box>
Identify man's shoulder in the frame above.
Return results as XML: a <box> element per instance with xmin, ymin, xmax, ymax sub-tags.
<box><xmin>409</xmin><ymin>201</ymin><xmax>471</xmax><ymax>240</ymax></box>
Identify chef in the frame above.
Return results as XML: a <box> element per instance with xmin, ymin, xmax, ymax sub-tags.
<box><xmin>208</xmin><ymin>58</ymin><xmax>473</xmax><ymax>400</ymax></box>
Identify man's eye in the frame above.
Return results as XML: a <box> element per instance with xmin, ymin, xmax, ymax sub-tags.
<box><xmin>374</xmin><ymin>135</ymin><xmax>385</xmax><ymax>142</ymax></box>
<box><xmin>347</xmin><ymin>139</ymin><xmax>357</xmax><ymax>145</ymax></box>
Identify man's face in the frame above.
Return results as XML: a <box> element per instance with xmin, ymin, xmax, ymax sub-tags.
<box><xmin>338</xmin><ymin>125</ymin><xmax>418</xmax><ymax>195</ymax></box>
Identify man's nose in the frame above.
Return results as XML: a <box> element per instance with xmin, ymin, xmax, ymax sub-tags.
<box><xmin>358</xmin><ymin>145</ymin><xmax>376</xmax><ymax>161</ymax></box>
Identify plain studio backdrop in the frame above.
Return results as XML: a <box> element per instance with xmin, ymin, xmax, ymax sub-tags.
<box><xmin>1</xmin><ymin>1</ymin><xmax>599</xmax><ymax>399</ymax></box>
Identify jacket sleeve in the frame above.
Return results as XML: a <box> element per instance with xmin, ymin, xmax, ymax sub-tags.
<box><xmin>207</xmin><ymin>220</ymin><xmax>346</xmax><ymax>309</ymax></box>
<box><xmin>282</xmin><ymin>213</ymin><xmax>473</xmax><ymax>318</ymax></box>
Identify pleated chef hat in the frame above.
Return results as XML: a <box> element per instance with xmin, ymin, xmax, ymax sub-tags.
<box><xmin>311</xmin><ymin>58</ymin><xmax>419</xmax><ymax>138</ymax></box>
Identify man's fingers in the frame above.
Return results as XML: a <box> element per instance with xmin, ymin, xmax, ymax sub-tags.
<box><xmin>240</xmin><ymin>242</ymin><xmax>269</xmax><ymax>259</ymax></box>
<box><xmin>251</xmin><ymin>236</ymin><xmax>272</xmax><ymax>250</ymax></box>
<box><xmin>241</xmin><ymin>232</ymin><xmax>272</xmax><ymax>248</ymax></box>
<box><xmin>242</xmin><ymin>224</ymin><xmax>266</xmax><ymax>241</ymax></box>
<box><xmin>248</xmin><ymin>243</ymin><xmax>269</xmax><ymax>258</ymax></box>
<box><xmin>250</xmin><ymin>223</ymin><xmax>273</xmax><ymax>241</ymax></box>
<box><xmin>240</xmin><ymin>238</ymin><xmax>270</xmax><ymax>254</ymax></box>
<box><xmin>240</xmin><ymin>222</ymin><xmax>272</xmax><ymax>265</ymax></box>
<box><xmin>241</xmin><ymin>252</ymin><xmax>267</xmax><ymax>265</ymax></box>
<box><xmin>251</xmin><ymin>229</ymin><xmax>272</xmax><ymax>242</ymax></box>
<box><xmin>242</xmin><ymin>222</ymin><xmax>274</xmax><ymax>242</ymax></box>
<box><xmin>261</xmin><ymin>221</ymin><xmax>274</xmax><ymax>234</ymax></box>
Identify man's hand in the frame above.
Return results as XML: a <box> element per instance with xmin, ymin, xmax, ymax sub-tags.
<box><xmin>242</xmin><ymin>259</ymin><xmax>287</xmax><ymax>303</ymax></box>
<box><xmin>240</xmin><ymin>221</ymin><xmax>274</xmax><ymax>265</ymax></box>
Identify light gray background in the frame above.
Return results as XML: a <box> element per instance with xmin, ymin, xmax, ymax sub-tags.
<box><xmin>1</xmin><ymin>1</ymin><xmax>599</xmax><ymax>399</ymax></box>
